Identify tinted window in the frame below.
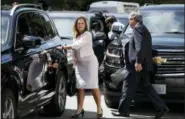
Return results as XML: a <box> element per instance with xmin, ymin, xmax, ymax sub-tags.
<box><xmin>28</xmin><ymin>13</ymin><xmax>55</xmax><ymax>40</ymax></box>
<box><xmin>125</xmin><ymin>10</ymin><xmax>184</xmax><ymax>34</ymax></box>
<box><xmin>1</xmin><ymin>14</ymin><xmax>9</xmax><ymax>47</ymax></box>
<box><xmin>15</xmin><ymin>12</ymin><xmax>56</xmax><ymax>48</ymax></box>
<box><xmin>90</xmin><ymin>7</ymin><xmax>117</xmax><ymax>13</ymax></box>
<box><xmin>39</xmin><ymin>13</ymin><xmax>56</xmax><ymax>39</ymax></box>
<box><xmin>123</xmin><ymin>5</ymin><xmax>138</xmax><ymax>13</ymax></box>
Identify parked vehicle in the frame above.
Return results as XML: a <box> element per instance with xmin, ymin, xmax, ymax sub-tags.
<box><xmin>103</xmin><ymin>4</ymin><xmax>185</xmax><ymax>108</ymax></box>
<box><xmin>1</xmin><ymin>4</ymin><xmax>68</xmax><ymax>118</ymax></box>
<box><xmin>88</xmin><ymin>1</ymin><xmax>139</xmax><ymax>14</ymax></box>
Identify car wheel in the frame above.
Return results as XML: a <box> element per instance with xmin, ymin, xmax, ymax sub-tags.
<box><xmin>1</xmin><ymin>89</ymin><xmax>18</xmax><ymax>119</ymax></box>
<box><xmin>103</xmin><ymin>82</ymin><xmax>118</xmax><ymax>108</ymax></box>
<box><xmin>104</xmin><ymin>97</ymin><xmax>118</xmax><ymax>109</ymax></box>
<box><xmin>44</xmin><ymin>70</ymin><xmax>67</xmax><ymax>116</ymax></box>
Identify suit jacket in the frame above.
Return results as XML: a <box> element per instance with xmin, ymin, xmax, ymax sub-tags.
<box><xmin>126</xmin><ymin>22</ymin><xmax>153</xmax><ymax>72</ymax></box>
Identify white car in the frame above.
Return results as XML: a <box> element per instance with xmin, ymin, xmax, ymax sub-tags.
<box><xmin>88</xmin><ymin>1</ymin><xmax>139</xmax><ymax>14</ymax></box>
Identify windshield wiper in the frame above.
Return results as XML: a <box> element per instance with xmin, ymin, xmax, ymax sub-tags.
<box><xmin>164</xmin><ymin>31</ymin><xmax>184</xmax><ymax>34</ymax></box>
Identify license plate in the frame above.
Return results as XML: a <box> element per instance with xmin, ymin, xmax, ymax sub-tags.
<box><xmin>152</xmin><ymin>84</ymin><xmax>166</xmax><ymax>94</ymax></box>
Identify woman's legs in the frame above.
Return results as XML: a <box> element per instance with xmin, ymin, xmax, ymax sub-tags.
<box><xmin>76</xmin><ymin>89</ymin><xmax>85</xmax><ymax>113</ymax></box>
<box><xmin>92</xmin><ymin>88</ymin><xmax>102</xmax><ymax>113</ymax></box>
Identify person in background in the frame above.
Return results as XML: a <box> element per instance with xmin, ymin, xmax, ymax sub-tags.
<box><xmin>56</xmin><ymin>16</ymin><xmax>103</xmax><ymax>118</ymax></box>
<box><xmin>105</xmin><ymin>16</ymin><xmax>117</xmax><ymax>39</ymax></box>
<box><xmin>112</xmin><ymin>12</ymin><xmax>169</xmax><ymax>119</ymax></box>
<box><xmin>12</xmin><ymin>0</ymin><xmax>19</xmax><ymax>6</ymax></box>
<box><xmin>105</xmin><ymin>16</ymin><xmax>123</xmax><ymax>49</ymax></box>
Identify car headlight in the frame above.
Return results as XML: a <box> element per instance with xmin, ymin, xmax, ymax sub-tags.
<box><xmin>107</xmin><ymin>47</ymin><xmax>123</xmax><ymax>57</ymax></box>
<box><xmin>105</xmin><ymin>55</ymin><xmax>121</xmax><ymax>67</ymax></box>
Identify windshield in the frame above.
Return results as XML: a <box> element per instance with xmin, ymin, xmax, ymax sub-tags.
<box><xmin>52</xmin><ymin>17</ymin><xmax>77</xmax><ymax>38</ymax></box>
<box><xmin>117</xmin><ymin>17</ymin><xmax>128</xmax><ymax>28</ymax></box>
<box><xmin>1</xmin><ymin>14</ymin><xmax>9</xmax><ymax>47</ymax></box>
<box><xmin>89</xmin><ymin>7</ymin><xmax>117</xmax><ymax>13</ymax></box>
<box><xmin>125</xmin><ymin>11</ymin><xmax>184</xmax><ymax>34</ymax></box>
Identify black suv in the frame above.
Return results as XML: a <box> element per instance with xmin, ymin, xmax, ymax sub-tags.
<box><xmin>103</xmin><ymin>4</ymin><xmax>184</xmax><ymax>108</ymax></box>
<box><xmin>1</xmin><ymin>4</ymin><xmax>68</xmax><ymax>118</ymax></box>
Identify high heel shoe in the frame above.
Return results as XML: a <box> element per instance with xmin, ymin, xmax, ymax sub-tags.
<box><xmin>71</xmin><ymin>109</ymin><xmax>85</xmax><ymax>118</ymax></box>
<box><xmin>97</xmin><ymin>108</ymin><xmax>103</xmax><ymax>118</ymax></box>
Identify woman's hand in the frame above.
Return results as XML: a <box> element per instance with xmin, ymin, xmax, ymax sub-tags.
<box><xmin>56</xmin><ymin>45</ymin><xmax>73</xmax><ymax>50</ymax></box>
<box><xmin>56</xmin><ymin>46</ymin><xmax>63</xmax><ymax>50</ymax></box>
<box><xmin>64</xmin><ymin>45</ymin><xmax>73</xmax><ymax>50</ymax></box>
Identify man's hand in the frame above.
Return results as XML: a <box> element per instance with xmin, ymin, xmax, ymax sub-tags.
<box><xmin>134</xmin><ymin>63</ymin><xmax>142</xmax><ymax>72</ymax></box>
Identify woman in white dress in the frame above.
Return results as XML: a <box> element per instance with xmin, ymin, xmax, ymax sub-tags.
<box><xmin>57</xmin><ymin>16</ymin><xmax>103</xmax><ymax>118</ymax></box>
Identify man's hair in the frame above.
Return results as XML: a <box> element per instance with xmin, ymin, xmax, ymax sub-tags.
<box><xmin>129</xmin><ymin>12</ymin><xmax>142</xmax><ymax>22</ymax></box>
<box><xmin>105</xmin><ymin>16</ymin><xmax>117</xmax><ymax>24</ymax></box>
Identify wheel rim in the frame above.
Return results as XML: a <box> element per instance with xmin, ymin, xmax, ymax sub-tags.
<box><xmin>58</xmin><ymin>75</ymin><xmax>66</xmax><ymax>110</ymax></box>
<box><xmin>3</xmin><ymin>97</ymin><xmax>15</xmax><ymax>119</ymax></box>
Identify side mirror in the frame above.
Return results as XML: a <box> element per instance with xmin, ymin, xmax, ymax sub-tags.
<box><xmin>22</xmin><ymin>35</ymin><xmax>42</xmax><ymax>48</ymax></box>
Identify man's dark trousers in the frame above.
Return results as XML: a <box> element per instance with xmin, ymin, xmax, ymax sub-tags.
<box><xmin>118</xmin><ymin>63</ymin><xmax>166</xmax><ymax>114</ymax></box>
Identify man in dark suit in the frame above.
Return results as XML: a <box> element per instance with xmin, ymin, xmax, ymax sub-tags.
<box><xmin>112</xmin><ymin>12</ymin><xmax>169</xmax><ymax>119</ymax></box>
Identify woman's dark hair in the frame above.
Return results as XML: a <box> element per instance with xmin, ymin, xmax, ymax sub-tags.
<box><xmin>73</xmin><ymin>16</ymin><xmax>88</xmax><ymax>38</ymax></box>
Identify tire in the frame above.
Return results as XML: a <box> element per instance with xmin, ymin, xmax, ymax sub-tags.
<box><xmin>104</xmin><ymin>97</ymin><xmax>118</xmax><ymax>109</ymax></box>
<box><xmin>44</xmin><ymin>71</ymin><xmax>67</xmax><ymax>116</ymax></box>
<box><xmin>1</xmin><ymin>89</ymin><xmax>18</xmax><ymax>119</ymax></box>
<box><xmin>103</xmin><ymin>82</ymin><xmax>119</xmax><ymax>109</ymax></box>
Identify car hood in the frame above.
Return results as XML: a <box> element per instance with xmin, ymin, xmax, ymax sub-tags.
<box><xmin>151</xmin><ymin>34</ymin><xmax>184</xmax><ymax>49</ymax></box>
<box><xmin>61</xmin><ymin>37</ymin><xmax>73</xmax><ymax>46</ymax></box>
<box><xmin>123</xmin><ymin>33</ymin><xmax>184</xmax><ymax>49</ymax></box>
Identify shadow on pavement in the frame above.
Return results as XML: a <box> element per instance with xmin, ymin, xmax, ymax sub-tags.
<box><xmin>22</xmin><ymin>109</ymin><xmax>107</xmax><ymax>119</ymax></box>
<box><xmin>110</xmin><ymin>102</ymin><xmax>184</xmax><ymax>119</ymax></box>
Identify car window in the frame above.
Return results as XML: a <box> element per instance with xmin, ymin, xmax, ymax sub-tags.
<box><xmin>27</xmin><ymin>13</ymin><xmax>55</xmax><ymax>40</ymax></box>
<box><xmin>90</xmin><ymin>7</ymin><xmax>117</xmax><ymax>13</ymax></box>
<box><xmin>15</xmin><ymin>12</ymin><xmax>56</xmax><ymax>49</ymax></box>
<box><xmin>1</xmin><ymin>14</ymin><xmax>9</xmax><ymax>47</ymax></box>
<box><xmin>117</xmin><ymin>17</ymin><xmax>128</xmax><ymax>28</ymax></box>
<box><xmin>39</xmin><ymin>13</ymin><xmax>56</xmax><ymax>39</ymax></box>
<box><xmin>125</xmin><ymin>10</ymin><xmax>184</xmax><ymax>34</ymax></box>
<box><xmin>52</xmin><ymin>17</ymin><xmax>76</xmax><ymax>38</ymax></box>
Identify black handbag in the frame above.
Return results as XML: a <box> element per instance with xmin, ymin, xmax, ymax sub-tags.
<box><xmin>66</xmin><ymin>72</ymin><xmax>77</xmax><ymax>97</ymax></box>
<box><xmin>110</xmin><ymin>67</ymin><xmax>129</xmax><ymax>87</ymax></box>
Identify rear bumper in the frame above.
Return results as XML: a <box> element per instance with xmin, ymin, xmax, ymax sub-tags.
<box><xmin>104</xmin><ymin>64</ymin><xmax>185</xmax><ymax>104</ymax></box>
<box><xmin>104</xmin><ymin>83</ymin><xmax>185</xmax><ymax>104</ymax></box>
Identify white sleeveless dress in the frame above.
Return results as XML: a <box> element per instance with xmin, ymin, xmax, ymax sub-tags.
<box><xmin>72</xmin><ymin>31</ymin><xmax>99</xmax><ymax>89</ymax></box>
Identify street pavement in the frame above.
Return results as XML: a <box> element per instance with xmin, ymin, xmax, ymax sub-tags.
<box><xmin>23</xmin><ymin>90</ymin><xmax>184</xmax><ymax>119</ymax></box>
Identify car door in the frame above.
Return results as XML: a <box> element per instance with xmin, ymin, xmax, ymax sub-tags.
<box><xmin>13</xmin><ymin>11</ymin><xmax>43</xmax><ymax>115</ymax></box>
<box><xmin>27</xmin><ymin>11</ymin><xmax>64</xmax><ymax>105</ymax></box>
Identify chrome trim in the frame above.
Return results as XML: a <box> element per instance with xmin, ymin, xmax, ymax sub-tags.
<box><xmin>156</xmin><ymin>49</ymin><xmax>185</xmax><ymax>52</ymax></box>
<box><xmin>155</xmin><ymin>73</ymin><xmax>185</xmax><ymax>77</ymax></box>
<box><xmin>106</xmin><ymin>51</ymin><xmax>120</xmax><ymax>58</ymax></box>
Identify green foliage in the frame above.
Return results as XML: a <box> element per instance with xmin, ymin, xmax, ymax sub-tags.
<box><xmin>1</xmin><ymin>0</ymin><xmax>184</xmax><ymax>11</ymax></box>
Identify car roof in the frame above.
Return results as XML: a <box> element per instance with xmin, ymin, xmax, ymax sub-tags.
<box><xmin>140</xmin><ymin>4</ymin><xmax>184</xmax><ymax>11</ymax></box>
<box><xmin>1</xmin><ymin>7</ymin><xmax>44</xmax><ymax>16</ymax></box>
<box><xmin>48</xmin><ymin>11</ymin><xmax>95</xmax><ymax>18</ymax></box>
